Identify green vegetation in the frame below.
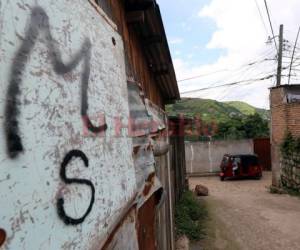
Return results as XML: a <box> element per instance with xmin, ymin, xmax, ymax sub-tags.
<box><xmin>190</xmin><ymin>199</ymin><xmax>241</xmax><ymax>250</ymax></box>
<box><xmin>166</xmin><ymin>98</ymin><xmax>270</xmax><ymax>122</ymax></box>
<box><xmin>175</xmin><ymin>191</ymin><xmax>208</xmax><ymax>241</ymax></box>
<box><xmin>167</xmin><ymin>98</ymin><xmax>242</xmax><ymax>123</ymax></box>
<box><xmin>225</xmin><ymin>101</ymin><xmax>270</xmax><ymax>120</ymax></box>
<box><xmin>284</xmin><ymin>188</ymin><xmax>300</xmax><ymax>197</ymax></box>
<box><xmin>269</xmin><ymin>184</ymin><xmax>300</xmax><ymax>197</ymax></box>
<box><xmin>269</xmin><ymin>185</ymin><xmax>287</xmax><ymax>194</ymax></box>
<box><xmin>279</xmin><ymin>132</ymin><xmax>300</xmax><ymax>195</ymax></box>
<box><xmin>280</xmin><ymin>132</ymin><xmax>300</xmax><ymax>157</ymax></box>
<box><xmin>217</xmin><ymin>112</ymin><xmax>269</xmax><ymax>140</ymax></box>
<box><xmin>167</xmin><ymin>98</ymin><xmax>270</xmax><ymax>140</ymax></box>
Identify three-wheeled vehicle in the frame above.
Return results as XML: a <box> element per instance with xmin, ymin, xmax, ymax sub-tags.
<box><xmin>219</xmin><ymin>154</ymin><xmax>262</xmax><ymax>181</ymax></box>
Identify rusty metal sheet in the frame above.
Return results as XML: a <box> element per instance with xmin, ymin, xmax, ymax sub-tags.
<box><xmin>128</xmin><ymin>85</ymin><xmax>167</xmax><ymax>217</ymax></box>
<box><xmin>97</xmin><ymin>80</ymin><xmax>167</xmax><ymax>249</ymax></box>
<box><xmin>133</xmin><ymin>143</ymin><xmax>155</xmax><ymax>188</ymax></box>
<box><xmin>127</xmin><ymin>80</ymin><xmax>152</xmax><ymax>137</ymax></box>
<box><xmin>145</xmin><ymin>98</ymin><xmax>166</xmax><ymax>132</ymax></box>
<box><xmin>102</xmin><ymin>206</ymin><xmax>139</xmax><ymax>250</ymax></box>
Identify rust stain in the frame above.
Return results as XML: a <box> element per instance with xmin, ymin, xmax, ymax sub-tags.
<box><xmin>101</xmin><ymin>205</ymin><xmax>137</xmax><ymax>250</ymax></box>
<box><xmin>133</xmin><ymin>145</ymin><xmax>140</xmax><ymax>155</ymax></box>
<box><xmin>143</xmin><ymin>183</ymin><xmax>152</xmax><ymax>196</ymax></box>
<box><xmin>143</xmin><ymin>172</ymin><xmax>155</xmax><ymax>196</ymax></box>
<box><xmin>145</xmin><ymin>172</ymin><xmax>155</xmax><ymax>182</ymax></box>
<box><xmin>137</xmin><ymin>195</ymin><xmax>157</xmax><ymax>250</ymax></box>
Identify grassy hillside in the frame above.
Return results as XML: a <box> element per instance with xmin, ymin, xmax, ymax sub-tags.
<box><xmin>225</xmin><ymin>101</ymin><xmax>257</xmax><ymax>115</ymax></box>
<box><xmin>166</xmin><ymin>98</ymin><xmax>270</xmax><ymax>140</ymax></box>
<box><xmin>225</xmin><ymin>101</ymin><xmax>270</xmax><ymax>120</ymax></box>
<box><xmin>166</xmin><ymin>98</ymin><xmax>270</xmax><ymax>123</ymax></box>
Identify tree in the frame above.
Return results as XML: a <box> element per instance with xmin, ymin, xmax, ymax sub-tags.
<box><xmin>243</xmin><ymin>113</ymin><xmax>269</xmax><ymax>139</ymax></box>
<box><xmin>213</xmin><ymin>113</ymin><xmax>269</xmax><ymax>140</ymax></box>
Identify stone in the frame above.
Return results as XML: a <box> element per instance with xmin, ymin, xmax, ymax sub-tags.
<box><xmin>269</xmin><ymin>185</ymin><xmax>287</xmax><ymax>194</ymax></box>
<box><xmin>176</xmin><ymin>235</ymin><xmax>190</xmax><ymax>250</ymax></box>
<box><xmin>195</xmin><ymin>184</ymin><xmax>209</xmax><ymax>196</ymax></box>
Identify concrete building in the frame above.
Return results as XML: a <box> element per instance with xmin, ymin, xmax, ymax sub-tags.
<box><xmin>0</xmin><ymin>0</ymin><xmax>184</xmax><ymax>249</ymax></box>
<box><xmin>270</xmin><ymin>84</ymin><xmax>300</xmax><ymax>187</ymax></box>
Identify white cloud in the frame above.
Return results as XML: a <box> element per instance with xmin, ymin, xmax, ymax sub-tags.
<box><xmin>175</xmin><ymin>50</ymin><xmax>182</xmax><ymax>56</ymax></box>
<box><xmin>169</xmin><ymin>37</ymin><xmax>184</xmax><ymax>44</ymax></box>
<box><xmin>175</xmin><ymin>0</ymin><xmax>300</xmax><ymax>108</ymax></box>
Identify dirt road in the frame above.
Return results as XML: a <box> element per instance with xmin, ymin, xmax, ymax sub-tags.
<box><xmin>189</xmin><ymin>172</ymin><xmax>300</xmax><ymax>250</ymax></box>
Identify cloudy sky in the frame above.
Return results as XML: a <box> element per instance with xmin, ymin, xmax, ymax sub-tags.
<box><xmin>157</xmin><ymin>0</ymin><xmax>300</xmax><ymax>108</ymax></box>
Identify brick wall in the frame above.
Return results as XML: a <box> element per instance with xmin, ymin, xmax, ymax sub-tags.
<box><xmin>270</xmin><ymin>85</ymin><xmax>300</xmax><ymax>186</ymax></box>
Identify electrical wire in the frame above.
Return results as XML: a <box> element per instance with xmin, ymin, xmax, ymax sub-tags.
<box><xmin>178</xmin><ymin>69</ymin><xmax>230</xmax><ymax>83</ymax></box>
<box><xmin>178</xmin><ymin>54</ymin><xmax>276</xmax><ymax>83</ymax></box>
<box><xmin>181</xmin><ymin>74</ymin><xmax>275</xmax><ymax>95</ymax></box>
<box><xmin>288</xmin><ymin>26</ymin><xmax>300</xmax><ymax>84</ymax></box>
<box><xmin>264</xmin><ymin>0</ymin><xmax>278</xmax><ymax>52</ymax></box>
<box><xmin>254</xmin><ymin>0</ymin><xmax>269</xmax><ymax>36</ymax></box>
<box><xmin>178</xmin><ymin>48</ymin><xmax>278</xmax><ymax>96</ymax></box>
<box><xmin>178</xmin><ymin>47</ymin><xmax>275</xmax><ymax>80</ymax></box>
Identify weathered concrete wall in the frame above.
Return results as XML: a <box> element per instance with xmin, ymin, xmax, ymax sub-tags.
<box><xmin>0</xmin><ymin>1</ymin><xmax>137</xmax><ymax>249</ymax></box>
<box><xmin>185</xmin><ymin>140</ymin><xmax>254</xmax><ymax>174</ymax></box>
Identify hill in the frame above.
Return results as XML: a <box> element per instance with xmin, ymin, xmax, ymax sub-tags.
<box><xmin>166</xmin><ymin>98</ymin><xmax>270</xmax><ymax>140</ymax></box>
<box><xmin>225</xmin><ymin>101</ymin><xmax>270</xmax><ymax>120</ymax></box>
<box><xmin>166</xmin><ymin>98</ymin><xmax>270</xmax><ymax>123</ymax></box>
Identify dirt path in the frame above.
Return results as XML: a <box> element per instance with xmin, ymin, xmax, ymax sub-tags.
<box><xmin>189</xmin><ymin>172</ymin><xmax>300</xmax><ymax>250</ymax></box>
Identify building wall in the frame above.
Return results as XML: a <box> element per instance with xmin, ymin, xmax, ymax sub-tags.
<box><xmin>109</xmin><ymin>2</ymin><xmax>177</xmax><ymax>249</ymax></box>
<box><xmin>185</xmin><ymin>140</ymin><xmax>254</xmax><ymax>174</ymax></box>
<box><xmin>0</xmin><ymin>1</ymin><xmax>179</xmax><ymax>249</ymax></box>
<box><xmin>270</xmin><ymin>86</ymin><xmax>300</xmax><ymax>186</ymax></box>
<box><xmin>109</xmin><ymin>0</ymin><xmax>165</xmax><ymax>107</ymax></box>
<box><xmin>102</xmin><ymin>1</ymin><xmax>177</xmax><ymax>249</ymax></box>
<box><xmin>271</xmin><ymin>87</ymin><xmax>300</xmax><ymax>141</ymax></box>
<box><xmin>0</xmin><ymin>1</ymin><xmax>138</xmax><ymax>249</ymax></box>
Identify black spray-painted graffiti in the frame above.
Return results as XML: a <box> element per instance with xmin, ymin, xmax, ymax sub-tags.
<box><xmin>57</xmin><ymin>150</ymin><xmax>95</xmax><ymax>225</ymax></box>
<box><xmin>4</xmin><ymin>6</ymin><xmax>107</xmax><ymax>159</ymax></box>
<box><xmin>4</xmin><ymin>7</ymin><xmax>109</xmax><ymax>225</ymax></box>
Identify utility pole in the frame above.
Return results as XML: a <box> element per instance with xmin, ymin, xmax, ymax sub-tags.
<box><xmin>276</xmin><ymin>24</ymin><xmax>283</xmax><ymax>86</ymax></box>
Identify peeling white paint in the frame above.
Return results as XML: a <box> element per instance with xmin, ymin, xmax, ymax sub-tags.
<box><xmin>0</xmin><ymin>1</ymin><xmax>137</xmax><ymax>249</ymax></box>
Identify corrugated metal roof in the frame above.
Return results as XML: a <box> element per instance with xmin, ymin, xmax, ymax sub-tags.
<box><xmin>125</xmin><ymin>0</ymin><xmax>180</xmax><ymax>102</ymax></box>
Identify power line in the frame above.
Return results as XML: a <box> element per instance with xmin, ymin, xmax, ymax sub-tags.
<box><xmin>177</xmin><ymin>47</ymin><xmax>276</xmax><ymax>83</ymax></box>
<box><xmin>264</xmin><ymin>0</ymin><xmax>278</xmax><ymax>52</ymax></box>
<box><xmin>178</xmin><ymin>69</ymin><xmax>229</xmax><ymax>83</ymax></box>
<box><xmin>291</xmin><ymin>62</ymin><xmax>300</xmax><ymax>67</ymax></box>
<box><xmin>288</xmin><ymin>26</ymin><xmax>300</xmax><ymax>84</ymax></box>
<box><xmin>177</xmin><ymin>57</ymin><xmax>275</xmax><ymax>83</ymax></box>
<box><xmin>254</xmin><ymin>0</ymin><xmax>269</xmax><ymax>36</ymax></box>
<box><xmin>181</xmin><ymin>74</ymin><xmax>275</xmax><ymax>94</ymax></box>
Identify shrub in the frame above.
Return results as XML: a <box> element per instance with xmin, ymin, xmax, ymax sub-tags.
<box><xmin>175</xmin><ymin>190</ymin><xmax>208</xmax><ymax>241</ymax></box>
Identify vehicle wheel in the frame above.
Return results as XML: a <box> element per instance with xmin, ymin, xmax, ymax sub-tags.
<box><xmin>220</xmin><ymin>176</ymin><xmax>225</xmax><ymax>181</ymax></box>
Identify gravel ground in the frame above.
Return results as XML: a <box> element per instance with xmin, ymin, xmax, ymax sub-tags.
<box><xmin>189</xmin><ymin>172</ymin><xmax>300</xmax><ymax>250</ymax></box>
